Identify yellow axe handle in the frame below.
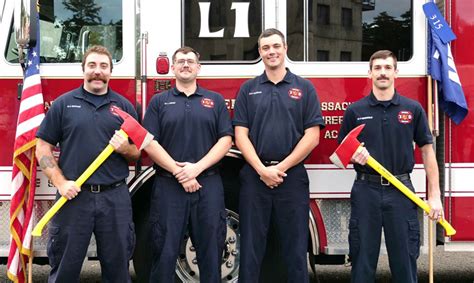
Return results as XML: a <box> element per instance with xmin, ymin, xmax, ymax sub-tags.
<box><xmin>366</xmin><ymin>156</ymin><xmax>456</xmax><ymax>236</ymax></box>
<box><xmin>32</xmin><ymin>130</ymin><xmax>129</xmax><ymax>237</ymax></box>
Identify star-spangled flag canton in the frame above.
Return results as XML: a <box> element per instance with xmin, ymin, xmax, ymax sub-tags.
<box><xmin>426</xmin><ymin>8</ymin><xmax>468</xmax><ymax>124</ymax></box>
<box><xmin>7</xmin><ymin>19</ymin><xmax>45</xmax><ymax>283</ymax></box>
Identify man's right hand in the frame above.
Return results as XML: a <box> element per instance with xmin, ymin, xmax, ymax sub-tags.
<box><xmin>351</xmin><ymin>146</ymin><xmax>369</xmax><ymax>165</ymax></box>
<box><xmin>259</xmin><ymin>166</ymin><xmax>287</xmax><ymax>189</ymax></box>
<box><xmin>57</xmin><ymin>180</ymin><xmax>81</xmax><ymax>200</ymax></box>
<box><xmin>181</xmin><ymin>178</ymin><xmax>202</xmax><ymax>193</ymax></box>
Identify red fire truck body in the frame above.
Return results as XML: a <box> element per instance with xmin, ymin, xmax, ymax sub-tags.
<box><xmin>0</xmin><ymin>0</ymin><xmax>472</xmax><ymax>281</ymax></box>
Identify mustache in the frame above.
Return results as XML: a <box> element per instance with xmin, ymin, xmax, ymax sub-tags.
<box><xmin>377</xmin><ymin>75</ymin><xmax>389</xmax><ymax>80</ymax></box>
<box><xmin>87</xmin><ymin>76</ymin><xmax>107</xmax><ymax>84</ymax></box>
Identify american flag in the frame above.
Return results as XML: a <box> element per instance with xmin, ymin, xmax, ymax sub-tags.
<box><xmin>7</xmin><ymin>16</ymin><xmax>45</xmax><ymax>282</ymax></box>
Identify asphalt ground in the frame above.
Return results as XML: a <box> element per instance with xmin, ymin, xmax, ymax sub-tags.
<box><xmin>314</xmin><ymin>245</ymin><xmax>474</xmax><ymax>283</ymax></box>
<box><xmin>0</xmin><ymin>245</ymin><xmax>472</xmax><ymax>282</ymax></box>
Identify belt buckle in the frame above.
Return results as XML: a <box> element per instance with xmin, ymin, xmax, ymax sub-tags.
<box><xmin>380</xmin><ymin>176</ymin><xmax>390</xmax><ymax>186</ymax></box>
<box><xmin>90</xmin><ymin>185</ymin><xmax>101</xmax><ymax>193</ymax></box>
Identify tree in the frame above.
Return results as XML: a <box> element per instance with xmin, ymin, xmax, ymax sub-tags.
<box><xmin>362</xmin><ymin>11</ymin><xmax>412</xmax><ymax>61</ymax></box>
<box><xmin>62</xmin><ymin>0</ymin><xmax>102</xmax><ymax>35</ymax></box>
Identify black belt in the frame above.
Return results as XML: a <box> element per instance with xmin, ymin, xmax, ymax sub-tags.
<box><xmin>82</xmin><ymin>180</ymin><xmax>125</xmax><ymax>193</ymax></box>
<box><xmin>262</xmin><ymin>160</ymin><xmax>280</xmax><ymax>166</ymax></box>
<box><xmin>156</xmin><ymin>168</ymin><xmax>219</xmax><ymax>178</ymax></box>
<box><xmin>356</xmin><ymin>173</ymin><xmax>410</xmax><ymax>186</ymax></box>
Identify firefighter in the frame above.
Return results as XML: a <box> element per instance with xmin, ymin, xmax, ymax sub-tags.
<box><xmin>233</xmin><ymin>28</ymin><xmax>325</xmax><ymax>282</ymax></box>
<box><xmin>338</xmin><ymin>50</ymin><xmax>443</xmax><ymax>283</ymax></box>
<box><xmin>35</xmin><ymin>45</ymin><xmax>139</xmax><ymax>282</ymax></box>
<box><xmin>142</xmin><ymin>46</ymin><xmax>233</xmax><ymax>282</ymax></box>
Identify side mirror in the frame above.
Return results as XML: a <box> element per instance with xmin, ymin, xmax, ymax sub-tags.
<box><xmin>14</xmin><ymin>0</ymin><xmax>38</xmax><ymax>62</ymax></box>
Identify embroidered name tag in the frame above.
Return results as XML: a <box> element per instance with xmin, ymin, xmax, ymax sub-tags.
<box><xmin>357</xmin><ymin>116</ymin><xmax>373</xmax><ymax>121</ymax></box>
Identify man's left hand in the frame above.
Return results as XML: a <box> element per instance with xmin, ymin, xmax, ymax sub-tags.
<box><xmin>427</xmin><ymin>197</ymin><xmax>444</xmax><ymax>221</ymax></box>
<box><xmin>174</xmin><ymin>161</ymin><xmax>204</xmax><ymax>183</ymax></box>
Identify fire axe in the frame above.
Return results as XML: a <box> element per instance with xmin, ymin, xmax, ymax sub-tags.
<box><xmin>329</xmin><ymin>124</ymin><xmax>456</xmax><ymax>236</ymax></box>
<box><xmin>32</xmin><ymin>105</ymin><xmax>154</xmax><ymax>237</ymax></box>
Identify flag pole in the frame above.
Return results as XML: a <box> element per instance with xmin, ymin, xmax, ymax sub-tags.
<box><xmin>28</xmin><ymin>238</ymin><xmax>33</xmax><ymax>283</ymax></box>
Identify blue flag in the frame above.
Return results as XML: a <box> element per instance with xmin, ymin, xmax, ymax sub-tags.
<box><xmin>424</xmin><ymin>3</ymin><xmax>468</xmax><ymax>125</ymax></box>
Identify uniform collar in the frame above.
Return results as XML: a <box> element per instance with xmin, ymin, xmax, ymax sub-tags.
<box><xmin>258</xmin><ymin>68</ymin><xmax>294</xmax><ymax>84</ymax></box>
<box><xmin>368</xmin><ymin>90</ymin><xmax>400</xmax><ymax>106</ymax></box>
<box><xmin>172</xmin><ymin>84</ymin><xmax>203</xmax><ymax>96</ymax></box>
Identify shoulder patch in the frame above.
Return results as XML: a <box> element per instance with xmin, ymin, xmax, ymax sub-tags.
<box><xmin>288</xmin><ymin>88</ymin><xmax>302</xmax><ymax>100</ymax></box>
<box><xmin>201</xmin><ymin>98</ymin><xmax>215</xmax><ymax>108</ymax></box>
<box><xmin>398</xmin><ymin>111</ymin><xmax>413</xmax><ymax>124</ymax></box>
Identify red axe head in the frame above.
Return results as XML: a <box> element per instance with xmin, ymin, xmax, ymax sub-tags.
<box><xmin>329</xmin><ymin>124</ymin><xmax>365</xmax><ymax>168</ymax></box>
<box><xmin>110</xmin><ymin>105</ymin><xmax>154</xmax><ymax>150</ymax></box>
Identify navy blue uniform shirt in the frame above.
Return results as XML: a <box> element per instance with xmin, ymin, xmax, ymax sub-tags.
<box><xmin>338</xmin><ymin>91</ymin><xmax>433</xmax><ymax>175</ymax></box>
<box><xmin>143</xmin><ymin>86</ymin><xmax>233</xmax><ymax>165</ymax></box>
<box><xmin>233</xmin><ymin>69</ymin><xmax>325</xmax><ymax>161</ymax></box>
<box><xmin>36</xmin><ymin>86</ymin><xmax>138</xmax><ymax>184</ymax></box>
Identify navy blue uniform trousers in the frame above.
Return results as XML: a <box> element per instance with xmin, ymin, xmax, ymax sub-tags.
<box><xmin>47</xmin><ymin>184</ymin><xmax>135</xmax><ymax>283</ymax></box>
<box><xmin>149</xmin><ymin>174</ymin><xmax>227</xmax><ymax>283</ymax></box>
<box><xmin>349</xmin><ymin>178</ymin><xmax>420</xmax><ymax>283</ymax></box>
<box><xmin>239</xmin><ymin>163</ymin><xmax>309</xmax><ymax>283</ymax></box>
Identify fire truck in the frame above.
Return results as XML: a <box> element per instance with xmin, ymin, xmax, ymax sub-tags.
<box><xmin>0</xmin><ymin>0</ymin><xmax>472</xmax><ymax>282</ymax></box>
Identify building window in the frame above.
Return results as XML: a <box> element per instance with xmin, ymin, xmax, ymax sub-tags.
<box><xmin>341</xmin><ymin>8</ymin><xmax>353</xmax><ymax>28</ymax></box>
<box><xmin>317</xmin><ymin>4</ymin><xmax>330</xmax><ymax>25</ymax></box>
<box><xmin>317</xmin><ymin>50</ymin><xmax>329</xmax><ymax>61</ymax></box>
<box><xmin>340</xmin><ymin>51</ymin><xmax>352</xmax><ymax>61</ymax></box>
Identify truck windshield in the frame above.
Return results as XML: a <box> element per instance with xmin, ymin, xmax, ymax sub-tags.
<box><xmin>5</xmin><ymin>0</ymin><xmax>122</xmax><ymax>64</ymax></box>
<box><xmin>287</xmin><ymin>0</ymin><xmax>413</xmax><ymax>62</ymax></box>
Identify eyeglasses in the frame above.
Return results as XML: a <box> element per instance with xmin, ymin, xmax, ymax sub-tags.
<box><xmin>175</xmin><ymin>59</ymin><xmax>197</xmax><ymax>66</ymax></box>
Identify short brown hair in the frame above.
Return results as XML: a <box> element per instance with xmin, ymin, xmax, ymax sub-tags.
<box><xmin>82</xmin><ymin>45</ymin><xmax>113</xmax><ymax>72</ymax></box>
<box><xmin>258</xmin><ymin>28</ymin><xmax>286</xmax><ymax>48</ymax></box>
<box><xmin>369</xmin><ymin>50</ymin><xmax>397</xmax><ymax>70</ymax></box>
<box><xmin>172</xmin><ymin>46</ymin><xmax>200</xmax><ymax>64</ymax></box>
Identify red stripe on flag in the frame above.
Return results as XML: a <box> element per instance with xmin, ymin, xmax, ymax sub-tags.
<box><xmin>21</xmin><ymin>84</ymin><xmax>43</xmax><ymax>100</ymax></box>
<box><xmin>17</xmin><ymin>105</ymin><xmax>45</xmax><ymax>127</ymax></box>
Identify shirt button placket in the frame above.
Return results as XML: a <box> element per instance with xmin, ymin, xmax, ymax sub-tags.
<box><xmin>185</xmin><ymin>98</ymin><xmax>191</xmax><ymax>112</ymax></box>
<box><xmin>273</xmin><ymin>85</ymin><xmax>279</xmax><ymax>96</ymax></box>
